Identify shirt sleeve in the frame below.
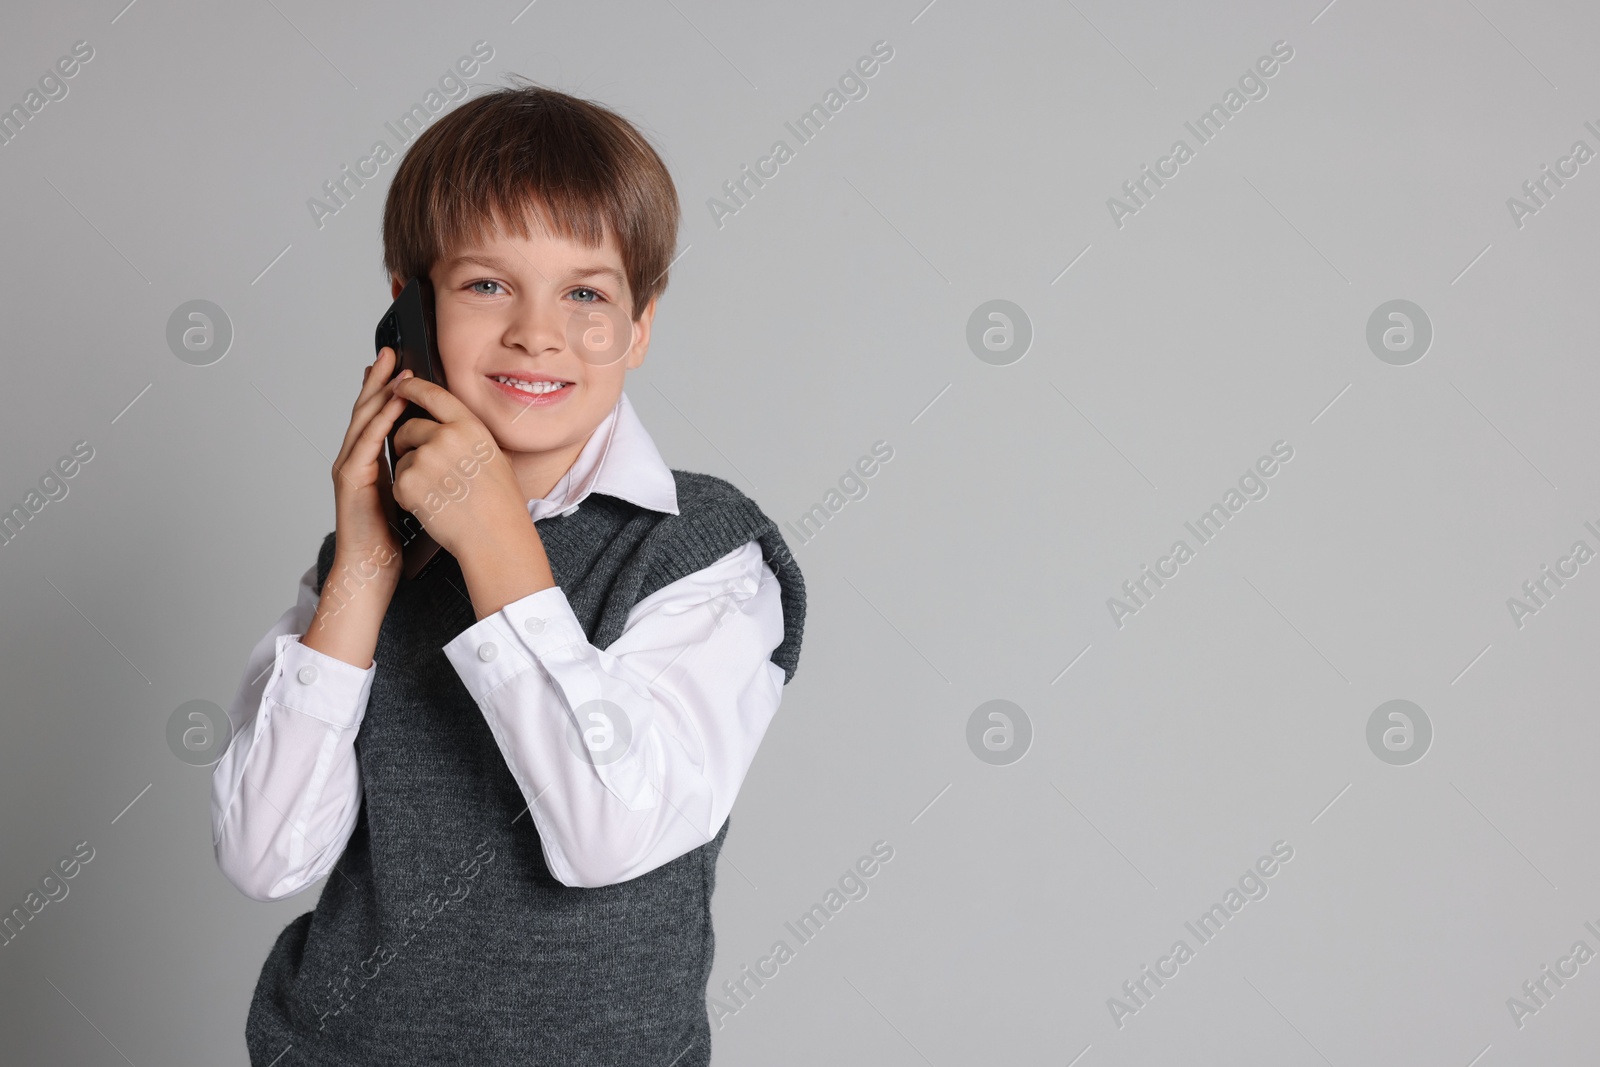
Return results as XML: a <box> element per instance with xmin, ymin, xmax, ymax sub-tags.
<box><xmin>210</xmin><ymin>564</ymin><xmax>377</xmax><ymax>902</ymax></box>
<box><xmin>441</xmin><ymin>540</ymin><xmax>788</xmax><ymax>889</ymax></box>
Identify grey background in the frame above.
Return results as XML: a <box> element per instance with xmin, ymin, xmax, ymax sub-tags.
<box><xmin>1</xmin><ymin>0</ymin><xmax>1595</xmax><ymax>1063</ymax></box>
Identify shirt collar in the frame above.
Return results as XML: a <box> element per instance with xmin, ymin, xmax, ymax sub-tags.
<box><xmin>525</xmin><ymin>390</ymin><xmax>680</xmax><ymax>522</ymax></box>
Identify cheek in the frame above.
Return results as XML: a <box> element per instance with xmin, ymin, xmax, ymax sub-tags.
<box><xmin>578</xmin><ymin>371</ymin><xmax>628</xmax><ymax>413</ymax></box>
<box><xmin>435</xmin><ymin>334</ymin><xmax>475</xmax><ymax>388</ymax></box>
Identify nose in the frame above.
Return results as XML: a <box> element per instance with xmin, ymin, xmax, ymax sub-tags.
<box><xmin>502</xmin><ymin>294</ymin><xmax>568</xmax><ymax>358</ymax></box>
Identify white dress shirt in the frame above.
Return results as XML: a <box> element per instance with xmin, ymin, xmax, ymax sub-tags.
<box><xmin>211</xmin><ymin>391</ymin><xmax>788</xmax><ymax>897</ymax></box>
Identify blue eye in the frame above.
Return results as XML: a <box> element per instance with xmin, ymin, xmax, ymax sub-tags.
<box><xmin>569</xmin><ymin>287</ymin><xmax>602</xmax><ymax>303</ymax></box>
<box><xmin>470</xmin><ymin>280</ymin><xmax>504</xmax><ymax>295</ymax></box>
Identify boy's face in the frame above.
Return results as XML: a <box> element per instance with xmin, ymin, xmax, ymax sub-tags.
<box><xmin>396</xmin><ymin>217</ymin><xmax>654</xmax><ymax>487</ymax></box>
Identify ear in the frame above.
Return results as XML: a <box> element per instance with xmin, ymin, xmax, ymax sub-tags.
<box><xmin>626</xmin><ymin>296</ymin><xmax>658</xmax><ymax>371</ymax></box>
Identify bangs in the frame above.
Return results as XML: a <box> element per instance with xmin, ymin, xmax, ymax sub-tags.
<box><xmin>383</xmin><ymin>81</ymin><xmax>679</xmax><ymax>321</ymax></box>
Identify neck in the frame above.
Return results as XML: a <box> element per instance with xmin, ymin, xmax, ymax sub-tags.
<box><xmin>507</xmin><ymin>437</ymin><xmax>589</xmax><ymax>504</ymax></box>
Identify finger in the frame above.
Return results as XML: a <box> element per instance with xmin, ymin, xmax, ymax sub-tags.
<box><xmin>389</xmin><ymin>411</ymin><xmax>440</xmax><ymax>458</ymax></box>
<box><xmin>352</xmin><ymin>369</ymin><xmax>413</xmax><ymax>458</ymax></box>
<box><xmin>391</xmin><ymin>373</ymin><xmax>473</xmax><ymax>425</ymax></box>
<box><xmin>359</xmin><ymin>392</ymin><xmax>412</xmax><ymax>461</ymax></box>
<box><xmin>357</xmin><ymin>372</ymin><xmax>413</xmax><ymax>452</ymax></box>
<box><xmin>348</xmin><ymin>351</ymin><xmax>402</xmax><ymax>432</ymax></box>
<box><xmin>339</xmin><ymin>391</ymin><xmax>411</xmax><ymax>485</ymax></box>
<box><xmin>335</xmin><ymin>353</ymin><xmax>405</xmax><ymax>466</ymax></box>
<box><xmin>357</xmin><ymin>347</ymin><xmax>396</xmax><ymax>404</ymax></box>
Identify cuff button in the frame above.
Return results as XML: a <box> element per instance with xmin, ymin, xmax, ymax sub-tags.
<box><xmin>297</xmin><ymin>665</ymin><xmax>318</xmax><ymax>685</ymax></box>
<box><xmin>524</xmin><ymin>617</ymin><xmax>546</xmax><ymax>635</ymax></box>
<box><xmin>477</xmin><ymin>641</ymin><xmax>498</xmax><ymax>662</ymax></box>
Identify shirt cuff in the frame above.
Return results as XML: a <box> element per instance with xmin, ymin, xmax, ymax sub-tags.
<box><xmin>271</xmin><ymin>634</ymin><xmax>376</xmax><ymax>729</ymax></box>
<box><xmin>441</xmin><ymin>585</ymin><xmax>586</xmax><ymax>701</ymax></box>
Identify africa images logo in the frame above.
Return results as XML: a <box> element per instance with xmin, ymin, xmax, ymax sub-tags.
<box><xmin>1105</xmin><ymin>41</ymin><xmax>1295</xmax><ymax>229</ymax></box>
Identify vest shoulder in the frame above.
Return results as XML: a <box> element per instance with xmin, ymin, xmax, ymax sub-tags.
<box><xmin>658</xmin><ymin>470</ymin><xmax>806</xmax><ymax>684</ymax></box>
<box><xmin>668</xmin><ymin>468</ymin><xmax>760</xmax><ymax>512</ymax></box>
<box><xmin>659</xmin><ymin>469</ymin><xmax>787</xmax><ymax>548</ymax></box>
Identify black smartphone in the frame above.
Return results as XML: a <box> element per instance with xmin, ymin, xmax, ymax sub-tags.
<box><xmin>373</xmin><ymin>276</ymin><xmax>446</xmax><ymax>581</ymax></box>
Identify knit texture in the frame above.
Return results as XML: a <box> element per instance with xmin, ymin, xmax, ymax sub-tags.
<box><xmin>244</xmin><ymin>470</ymin><xmax>805</xmax><ymax>1066</ymax></box>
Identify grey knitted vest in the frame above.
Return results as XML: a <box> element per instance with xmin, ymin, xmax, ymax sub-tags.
<box><xmin>244</xmin><ymin>470</ymin><xmax>805</xmax><ymax>1066</ymax></box>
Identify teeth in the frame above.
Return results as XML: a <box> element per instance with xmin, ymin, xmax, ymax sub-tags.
<box><xmin>493</xmin><ymin>376</ymin><xmax>568</xmax><ymax>394</ymax></box>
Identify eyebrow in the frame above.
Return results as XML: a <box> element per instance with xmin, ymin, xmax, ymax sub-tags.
<box><xmin>566</xmin><ymin>265</ymin><xmax>626</xmax><ymax>288</ymax></box>
<box><xmin>443</xmin><ymin>253</ymin><xmax>511</xmax><ymax>271</ymax></box>
<box><xmin>443</xmin><ymin>254</ymin><xmax>625</xmax><ymax>289</ymax></box>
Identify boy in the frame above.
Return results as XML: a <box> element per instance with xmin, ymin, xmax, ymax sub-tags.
<box><xmin>210</xmin><ymin>82</ymin><xmax>805</xmax><ymax>1065</ymax></box>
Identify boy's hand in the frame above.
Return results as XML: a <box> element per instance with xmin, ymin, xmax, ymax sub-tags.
<box><xmin>388</xmin><ymin>375</ymin><xmax>530</xmax><ymax>561</ymax></box>
<box><xmin>328</xmin><ymin>347</ymin><xmax>412</xmax><ymax>588</ymax></box>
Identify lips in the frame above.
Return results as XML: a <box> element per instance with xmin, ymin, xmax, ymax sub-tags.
<box><xmin>486</xmin><ymin>373</ymin><xmax>575</xmax><ymax>405</ymax></box>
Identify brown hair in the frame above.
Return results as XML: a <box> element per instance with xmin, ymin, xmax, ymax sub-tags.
<box><xmin>382</xmin><ymin>78</ymin><xmax>679</xmax><ymax>322</ymax></box>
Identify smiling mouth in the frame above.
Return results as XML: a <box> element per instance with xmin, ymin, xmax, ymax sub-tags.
<box><xmin>489</xmin><ymin>375</ymin><xmax>572</xmax><ymax>396</ymax></box>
